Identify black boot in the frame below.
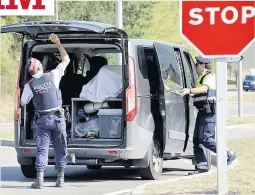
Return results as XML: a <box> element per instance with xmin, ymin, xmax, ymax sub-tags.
<box><xmin>188</xmin><ymin>169</ymin><xmax>208</xmax><ymax>175</ymax></box>
<box><xmin>56</xmin><ymin>167</ymin><xmax>65</xmax><ymax>187</ymax></box>
<box><xmin>31</xmin><ymin>169</ymin><xmax>44</xmax><ymax>189</ymax></box>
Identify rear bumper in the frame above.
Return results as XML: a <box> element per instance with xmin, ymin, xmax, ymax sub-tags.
<box><xmin>16</xmin><ymin>146</ymin><xmax>134</xmax><ymax>159</ymax></box>
<box><xmin>16</xmin><ymin>146</ymin><xmax>140</xmax><ymax>166</ymax></box>
<box><xmin>15</xmin><ymin>114</ymin><xmax>154</xmax><ymax>165</ymax></box>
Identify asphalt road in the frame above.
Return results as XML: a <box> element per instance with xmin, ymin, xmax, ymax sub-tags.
<box><xmin>227</xmin><ymin>90</ymin><xmax>255</xmax><ymax>116</ymax></box>
<box><xmin>0</xmin><ymin>90</ymin><xmax>254</xmax><ymax>195</ymax></box>
<box><xmin>228</xmin><ymin>102</ymin><xmax>255</xmax><ymax>116</ymax></box>
<box><xmin>227</xmin><ymin>89</ymin><xmax>253</xmax><ymax>97</ymax></box>
<box><xmin>1</xmin><ymin>124</ymin><xmax>255</xmax><ymax>195</ymax></box>
<box><xmin>0</xmin><ymin>145</ymin><xmax>194</xmax><ymax>195</ymax></box>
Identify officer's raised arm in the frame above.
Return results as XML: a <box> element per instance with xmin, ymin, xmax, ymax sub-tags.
<box><xmin>49</xmin><ymin>33</ymin><xmax>70</xmax><ymax>69</ymax></box>
<box><xmin>49</xmin><ymin>34</ymin><xmax>70</xmax><ymax>87</ymax></box>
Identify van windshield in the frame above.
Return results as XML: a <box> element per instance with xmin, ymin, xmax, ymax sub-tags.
<box><xmin>245</xmin><ymin>75</ymin><xmax>255</xmax><ymax>81</ymax></box>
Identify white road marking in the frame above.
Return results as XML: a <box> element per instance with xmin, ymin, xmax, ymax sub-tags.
<box><xmin>102</xmin><ymin>189</ymin><xmax>132</xmax><ymax>195</ymax></box>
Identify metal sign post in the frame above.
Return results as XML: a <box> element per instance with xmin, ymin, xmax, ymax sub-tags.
<box><xmin>238</xmin><ymin>59</ymin><xmax>243</xmax><ymax>117</ymax></box>
<box><xmin>215</xmin><ymin>56</ymin><xmax>243</xmax><ymax>195</ymax></box>
<box><xmin>55</xmin><ymin>0</ymin><xmax>58</xmax><ymax>20</ymax></box>
<box><xmin>226</xmin><ymin>56</ymin><xmax>244</xmax><ymax>116</ymax></box>
<box><xmin>215</xmin><ymin>58</ymin><xmax>229</xmax><ymax>195</ymax></box>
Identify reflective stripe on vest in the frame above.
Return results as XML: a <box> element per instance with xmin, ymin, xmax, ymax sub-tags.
<box><xmin>193</xmin><ymin>96</ymin><xmax>216</xmax><ymax>103</ymax></box>
<box><xmin>194</xmin><ymin>72</ymin><xmax>216</xmax><ymax>110</ymax></box>
<box><xmin>196</xmin><ymin>71</ymin><xmax>212</xmax><ymax>88</ymax></box>
<box><xmin>196</xmin><ymin>76</ymin><xmax>203</xmax><ymax>88</ymax></box>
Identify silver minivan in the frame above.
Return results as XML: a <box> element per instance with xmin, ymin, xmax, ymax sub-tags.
<box><xmin>1</xmin><ymin>20</ymin><xmax>198</xmax><ymax>180</ymax></box>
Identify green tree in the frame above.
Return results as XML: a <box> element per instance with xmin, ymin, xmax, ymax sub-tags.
<box><xmin>1</xmin><ymin>17</ymin><xmax>22</xmax><ymax>95</ymax></box>
<box><xmin>144</xmin><ymin>1</ymin><xmax>199</xmax><ymax>57</ymax></box>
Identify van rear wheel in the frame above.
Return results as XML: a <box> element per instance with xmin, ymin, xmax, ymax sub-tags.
<box><xmin>21</xmin><ymin>164</ymin><xmax>37</xmax><ymax>178</ymax></box>
<box><xmin>139</xmin><ymin>139</ymin><xmax>163</xmax><ymax>180</ymax></box>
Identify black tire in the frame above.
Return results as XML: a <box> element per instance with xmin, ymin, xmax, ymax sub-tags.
<box><xmin>20</xmin><ymin>164</ymin><xmax>37</xmax><ymax>178</ymax></box>
<box><xmin>139</xmin><ymin>139</ymin><xmax>163</xmax><ymax>180</ymax></box>
<box><xmin>87</xmin><ymin>165</ymin><xmax>102</xmax><ymax>170</ymax></box>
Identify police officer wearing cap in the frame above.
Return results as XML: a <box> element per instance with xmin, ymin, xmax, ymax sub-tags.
<box><xmin>20</xmin><ymin>33</ymin><xmax>70</xmax><ymax>188</ymax></box>
<box><xmin>180</xmin><ymin>56</ymin><xmax>236</xmax><ymax>175</ymax></box>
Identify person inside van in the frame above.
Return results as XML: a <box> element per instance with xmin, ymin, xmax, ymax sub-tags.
<box><xmin>20</xmin><ymin>33</ymin><xmax>70</xmax><ymax>189</ymax></box>
<box><xmin>180</xmin><ymin>56</ymin><xmax>236</xmax><ymax>175</ymax></box>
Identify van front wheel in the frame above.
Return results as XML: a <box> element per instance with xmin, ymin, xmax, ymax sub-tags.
<box><xmin>21</xmin><ymin>164</ymin><xmax>37</xmax><ymax>178</ymax></box>
<box><xmin>139</xmin><ymin>139</ymin><xmax>163</xmax><ymax>180</ymax></box>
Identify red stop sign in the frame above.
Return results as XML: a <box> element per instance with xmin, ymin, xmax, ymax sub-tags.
<box><xmin>181</xmin><ymin>0</ymin><xmax>255</xmax><ymax>57</ymax></box>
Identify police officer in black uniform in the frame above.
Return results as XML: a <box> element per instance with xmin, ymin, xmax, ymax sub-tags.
<box><xmin>180</xmin><ymin>56</ymin><xmax>236</xmax><ymax>175</ymax></box>
<box><xmin>21</xmin><ymin>34</ymin><xmax>70</xmax><ymax>188</ymax></box>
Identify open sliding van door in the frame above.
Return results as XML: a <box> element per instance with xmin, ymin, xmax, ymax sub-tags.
<box><xmin>153</xmin><ymin>42</ymin><xmax>188</xmax><ymax>154</ymax></box>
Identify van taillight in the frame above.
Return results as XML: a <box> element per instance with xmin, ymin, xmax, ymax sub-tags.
<box><xmin>14</xmin><ymin>89</ymin><xmax>20</xmax><ymax>120</ymax></box>
<box><xmin>126</xmin><ymin>56</ymin><xmax>137</xmax><ymax>121</ymax></box>
<box><xmin>14</xmin><ymin>57</ymin><xmax>21</xmax><ymax>120</ymax></box>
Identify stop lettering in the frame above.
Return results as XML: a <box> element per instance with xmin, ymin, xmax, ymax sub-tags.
<box><xmin>181</xmin><ymin>1</ymin><xmax>255</xmax><ymax>57</ymax></box>
<box><xmin>190</xmin><ymin>6</ymin><xmax>255</xmax><ymax>25</ymax></box>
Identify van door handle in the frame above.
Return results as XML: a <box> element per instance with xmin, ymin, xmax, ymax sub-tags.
<box><xmin>137</xmin><ymin>93</ymin><xmax>152</xmax><ymax>98</ymax></box>
<box><xmin>137</xmin><ymin>95</ymin><xmax>152</xmax><ymax>98</ymax></box>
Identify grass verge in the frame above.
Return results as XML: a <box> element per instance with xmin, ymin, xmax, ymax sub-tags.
<box><xmin>228</xmin><ymin>84</ymin><xmax>237</xmax><ymax>90</ymax></box>
<box><xmin>145</xmin><ymin>137</ymin><xmax>255</xmax><ymax>195</ymax></box>
<box><xmin>0</xmin><ymin>129</ymin><xmax>14</xmax><ymax>141</ymax></box>
<box><xmin>0</xmin><ymin>95</ymin><xmax>14</xmax><ymax>123</ymax></box>
<box><xmin>227</xmin><ymin>115</ymin><xmax>255</xmax><ymax>126</ymax></box>
<box><xmin>228</xmin><ymin>93</ymin><xmax>255</xmax><ymax>104</ymax></box>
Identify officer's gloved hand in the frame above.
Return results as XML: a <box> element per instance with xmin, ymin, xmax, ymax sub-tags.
<box><xmin>179</xmin><ymin>88</ymin><xmax>190</xmax><ymax>97</ymax></box>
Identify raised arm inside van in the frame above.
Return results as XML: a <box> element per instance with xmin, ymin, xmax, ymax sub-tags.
<box><xmin>49</xmin><ymin>33</ymin><xmax>70</xmax><ymax>68</ymax></box>
<box><xmin>56</xmin><ymin>44</ymin><xmax>70</xmax><ymax>68</ymax></box>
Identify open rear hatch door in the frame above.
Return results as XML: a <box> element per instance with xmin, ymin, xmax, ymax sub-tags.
<box><xmin>1</xmin><ymin>20</ymin><xmax>128</xmax><ymax>40</ymax></box>
<box><xmin>1</xmin><ymin>20</ymin><xmax>129</xmax><ymax>148</ymax></box>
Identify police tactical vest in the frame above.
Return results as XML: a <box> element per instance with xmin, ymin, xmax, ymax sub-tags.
<box><xmin>193</xmin><ymin>72</ymin><xmax>216</xmax><ymax>114</ymax></box>
<box><xmin>29</xmin><ymin>73</ymin><xmax>62</xmax><ymax>111</ymax></box>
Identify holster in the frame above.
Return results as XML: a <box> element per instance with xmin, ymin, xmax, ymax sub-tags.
<box><xmin>36</xmin><ymin>108</ymin><xmax>65</xmax><ymax>119</ymax></box>
<box><xmin>210</xmin><ymin>100</ymin><xmax>216</xmax><ymax>115</ymax></box>
<box><xmin>201</xmin><ymin>101</ymin><xmax>216</xmax><ymax>115</ymax></box>
<box><xmin>59</xmin><ymin>108</ymin><xmax>65</xmax><ymax>119</ymax></box>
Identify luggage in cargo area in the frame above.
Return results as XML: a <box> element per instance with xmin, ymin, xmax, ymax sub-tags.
<box><xmin>98</xmin><ymin>109</ymin><xmax>122</xmax><ymax>139</ymax></box>
<box><xmin>69</xmin><ymin>97</ymin><xmax>124</xmax><ymax>146</ymax></box>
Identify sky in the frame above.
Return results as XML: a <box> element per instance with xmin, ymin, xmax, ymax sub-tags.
<box><xmin>236</xmin><ymin>43</ymin><xmax>255</xmax><ymax>69</ymax></box>
<box><xmin>229</xmin><ymin>42</ymin><xmax>255</xmax><ymax>72</ymax></box>
<box><xmin>242</xmin><ymin>42</ymin><xmax>255</xmax><ymax>69</ymax></box>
